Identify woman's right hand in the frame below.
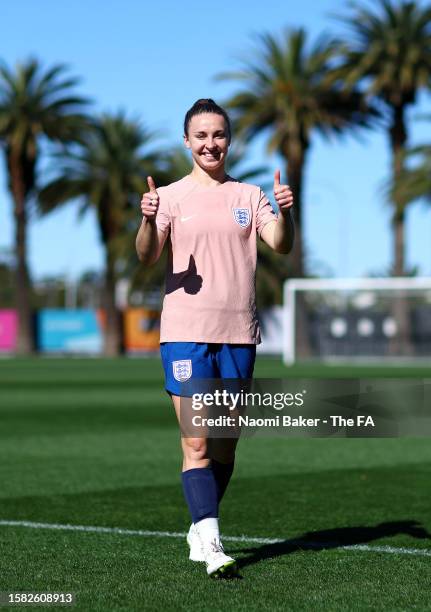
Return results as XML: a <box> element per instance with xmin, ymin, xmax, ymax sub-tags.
<box><xmin>141</xmin><ymin>176</ymin><xmax>159</xmax><ymax>219</ymax></box>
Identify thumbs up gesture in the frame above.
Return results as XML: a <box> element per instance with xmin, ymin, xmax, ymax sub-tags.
<box><xmin>141</xmin><ymin>176</ymin><xmax>160</xmax><ymax>219</ymax></box>
<box><xmin>273</xmin><ymin>169</ymin><xmax>293</xmax><ymax>215</ymax></box>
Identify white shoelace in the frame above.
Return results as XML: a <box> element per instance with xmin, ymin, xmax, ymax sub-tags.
<box><xmin>209</xmin><ymin>537</ymin><xmax>224</xmax><ymax>554</ymax></box>
<box><xmin>205</xmin><ymin>537</ymin><xmax>229</xmax><ymax>562</ymax></box>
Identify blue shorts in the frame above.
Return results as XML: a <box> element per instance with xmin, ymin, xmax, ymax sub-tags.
<box><xmin>160</xmin><ymin>342</ymin><xmax>256</xmax><ymax>396</ymax></box>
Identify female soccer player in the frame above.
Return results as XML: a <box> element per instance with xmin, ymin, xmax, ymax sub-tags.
<box><xmin>136</xmin><ymin>99</ymin><xmax>294</xmax><ymax>578</ymax></box>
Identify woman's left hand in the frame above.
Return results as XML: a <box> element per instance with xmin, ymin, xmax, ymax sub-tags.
<box><xmin>273</xmin><ymin>169</ymin><xmax>293</xmax><ymax>215</ymax></box>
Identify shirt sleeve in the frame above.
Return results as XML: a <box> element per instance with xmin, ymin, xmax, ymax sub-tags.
<box><xmin>256</xmin><ymin>188</ymin><xmax>278</xmax><ymax>237</ymax></box>
<box><xmin>155</xmin><ymin>186</ymin><xmax>171</xmax><ymax>241</ymax></box>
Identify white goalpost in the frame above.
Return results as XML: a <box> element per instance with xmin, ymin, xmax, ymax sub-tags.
<box><xmin>283</xmin><ymin>277</ymin><xmax>431</xmax><ymax>365</ymax></box>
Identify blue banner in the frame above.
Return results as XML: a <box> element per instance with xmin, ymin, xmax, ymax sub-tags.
<box><xmin>37</xmin><ymin>309</ymin><xmax>103</xmax><ymax>354</ymax></box>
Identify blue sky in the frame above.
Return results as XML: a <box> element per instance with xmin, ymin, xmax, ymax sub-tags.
<box><xmin>1</xmin><ymin>0</ymin><xmax>431</xmax><ymax>281</ymax></box>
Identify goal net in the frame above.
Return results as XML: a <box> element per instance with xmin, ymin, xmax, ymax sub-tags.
<box><xmin>283</xmin><ymin>278</ymin><xmax>431</xmax><ymax>365</ymax></box>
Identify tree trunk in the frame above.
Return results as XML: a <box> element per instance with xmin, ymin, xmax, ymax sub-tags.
<box><xmin>393</xmin><ymin>213</ymin><xmax>405</xmax><ymax>277</ymax></box>
<box><xmin>285</xmin><ymin>140</ymin><xmax>311</xmax><ymax>360</ymax></box>
<box><xmin>390</xmin><ymin>104</ymin><xmax>407</xmax><ymax>277</ymax></box>
<box><xmin>9</xmin><ymin>149</ymin><xmax>33</xmax><ymax>355</ymax></box>
<box><xmin>285</xmin><ymin>144</ymin><xmax>306</xmax><ymax>278</ymax></box>
<box><xmin>389</xmin><ymin>104</ymin><xmax>413</xmax><ymax>356</ymax></box>
<box><xmin>103</xmin><ymin>245</ymin><xmax>122</xmax><ymax>356</ymax></box>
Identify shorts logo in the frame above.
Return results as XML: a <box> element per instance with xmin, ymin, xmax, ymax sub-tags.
<box><xmin>172</xmin><ymin>359</ymin><xmax>192</xmax><ymax>382</ymax></box>
<box><xmin>233</xmin><ymin>208</ymin><xmax>251</xmax><ymax>228</ymax></box>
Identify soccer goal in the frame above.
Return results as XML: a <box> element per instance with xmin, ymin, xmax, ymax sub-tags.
<box><xmin>283</xmin><ymin>277</ymin><xmax>431</xmax><ymax>365</ymax></box>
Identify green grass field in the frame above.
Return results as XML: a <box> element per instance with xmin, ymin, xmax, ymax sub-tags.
<box><xmin>0</xmin><ymin>357</ymin><xmax>430</xmax><ymax>611</ymax></box>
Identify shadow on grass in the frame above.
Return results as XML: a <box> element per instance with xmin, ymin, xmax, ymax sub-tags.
<box><xmin>233</xmin><ymin>520</ymin><xmax>431</xmax><ymax>570</ymax></box>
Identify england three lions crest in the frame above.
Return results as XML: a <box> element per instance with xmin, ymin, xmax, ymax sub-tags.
<box><xmin>172</xmin><ymin>359</ymin><xmax>192</xmax><ymax>382</ymax></box>
<box><xmin>233</xmin><ymin>208</ymin><xmax>251</xmax><ymax>228</ymax></box>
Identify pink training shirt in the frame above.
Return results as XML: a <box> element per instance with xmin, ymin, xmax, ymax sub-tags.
<box><xmin>151</xmin><ymin>174</ymin><xmax>277</xmax><ymax>344</ymax></box>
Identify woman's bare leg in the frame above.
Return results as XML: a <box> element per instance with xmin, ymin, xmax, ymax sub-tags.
<box><xmin>171</xmin><ymin>394</ymin><xmax>238</xmax><ymax>467</ymax></box>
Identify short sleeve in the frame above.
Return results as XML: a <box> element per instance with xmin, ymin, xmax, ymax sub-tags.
<box><xmin>155</xmin><ymin>187</ymin><xmax>171</xmax><ymax>239</ymax></box>
<box><xmin>256</xmin><ymin>188</ymin><xmax>278</xmax><ymax>237</ymax></box>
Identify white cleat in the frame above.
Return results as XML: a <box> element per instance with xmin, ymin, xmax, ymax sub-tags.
<box><xmin>187</xmin><ymin>524</ymin><xmax>205</xmax><ymax>562</ymax></box>
<box><xmin>202</xmin><ymin>538</ymin><xmax>238</xmax><ymax>578</ymax></box>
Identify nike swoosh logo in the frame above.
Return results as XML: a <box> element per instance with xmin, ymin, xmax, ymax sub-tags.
<box><xmin>180</xmin><ymin>215</ymin><xmax>196</xmax><ymax>222</ymax></box>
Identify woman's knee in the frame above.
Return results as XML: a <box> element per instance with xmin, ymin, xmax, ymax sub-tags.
<box><xmin>182</xmin><ymin>437</ymin><xmax>208</xmax><ymax>461</ymax></box>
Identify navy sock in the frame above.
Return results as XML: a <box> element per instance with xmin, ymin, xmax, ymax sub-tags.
<box><xmin>212</xmin><ymin>459</ymin><xmax>235</xmax><ymax>503</ymax></box>
<box><xmin>181</xmin><ymin>467</ymin><xmax>219</xmax><ymax>524</ymax></box>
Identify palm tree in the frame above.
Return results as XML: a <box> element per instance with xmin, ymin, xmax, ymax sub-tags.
<box><xmin>331</xmin><ymin>0</ymin><xmax>431</xmax><ymax>276</ymax></box>
<box><xmin>218</xmin><ymin>28</ymin><xmax>376</xmax><ymax>278</ymax></box>
<box><xmin>38</xmin><ymin>113</ymin><xmax>162</xmax><ymax>356</ymax></box>
<box><xmin>0</xmin><ymin>58</ymin><xmax>90</xmax><ymax>354</ymax></box>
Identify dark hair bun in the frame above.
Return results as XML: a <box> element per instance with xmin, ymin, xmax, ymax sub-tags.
<box><xmin>194</xmin><ymin>98</ymin><xmax>216</xmax><ymax>106</ymax></box>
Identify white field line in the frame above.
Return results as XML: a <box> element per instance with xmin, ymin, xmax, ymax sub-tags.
<box><xmin>1</xmin><ymin>520</ymin><xmax>431</xmax><ymax>558</ymax></box>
